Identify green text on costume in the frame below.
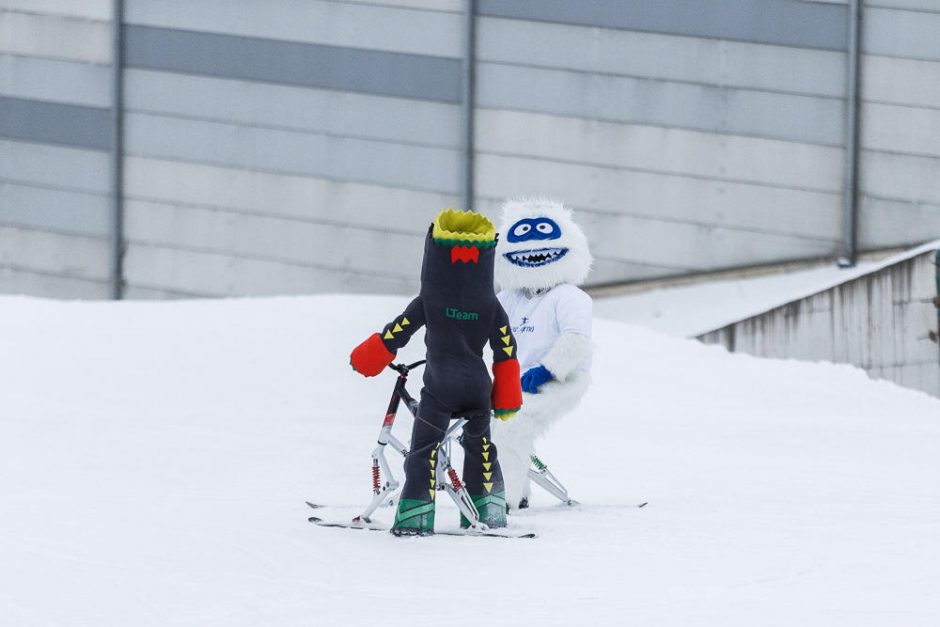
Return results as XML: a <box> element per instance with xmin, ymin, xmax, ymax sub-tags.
<box><xmin>445</xmin><ymin>307</ymin><xmax>479</xmax><ymax>321</ymax></box>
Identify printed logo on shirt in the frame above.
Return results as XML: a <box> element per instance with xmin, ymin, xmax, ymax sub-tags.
<box><xmin>513</xmin><ymin>317</ymin><xmax>535</xmax><ymax>334</ymax></box>
<box><xmin>444</xmin><ymin>307</ymin><xmax>479</xmax><ymax>321</ymax></box>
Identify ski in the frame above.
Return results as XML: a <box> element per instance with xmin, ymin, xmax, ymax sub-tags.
<box><xmin>308</xmin><ymin>516</ymin><xmax>387</xmax><ymax>532</ymax></box>
<box><xmin>512</xmin><ymin>501</ymin><xmax>648</xmax><ymax>516</ymax></box>
<box><xmin>308</xmin><ymin>516</ymin><xmax>536</xmax><ymax>539</ymax></box>
<box><xmin>309</xmin><ymin>500</ymin><xmax>646</xmax><ymax>511</ymax></box>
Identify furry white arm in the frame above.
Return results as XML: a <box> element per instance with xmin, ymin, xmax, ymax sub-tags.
<box><xmin>540</xmin><ymin>332</ymin><xmax>591</xmax><ymax>382</ymax></box>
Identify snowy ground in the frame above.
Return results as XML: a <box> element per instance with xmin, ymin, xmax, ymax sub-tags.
<box><xmin>3</xmin><ymin>294</ymin><xmax>940</xmax><ymax>626</ymax></box>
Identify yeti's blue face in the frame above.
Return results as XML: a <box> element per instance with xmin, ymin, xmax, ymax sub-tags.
<box><xmin>507</xmin><ymin>218</ymin><xmax>561</xmax><ymax>243</ymax></box>
<box><xmin>503</xmin><ymin>217</ymin><xmax>569</xmax><ymax>267</ymax></box>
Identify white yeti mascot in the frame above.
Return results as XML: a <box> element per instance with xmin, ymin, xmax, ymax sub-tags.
<box><xmin>491</xmin><ymin>198</ymin><xmax>593</xmax><ymax>510</ymax></box>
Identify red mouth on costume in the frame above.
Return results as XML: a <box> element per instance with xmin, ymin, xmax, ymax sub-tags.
<box><xmin>451</xmin><ymin>245</ymin><xmax>480</xmax><ymax>264</ymax></box>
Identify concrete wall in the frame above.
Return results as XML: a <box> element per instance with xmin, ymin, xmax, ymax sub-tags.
<box><xmin>699</xmin><ymin>247</ymin><xmax>940</xmax><ymax>397</ymax></box>
<box><xmin>0</xmin><ymin>0</ymin><xmax>113</xmax><ymax>298</ymax></box>
<box><xmin>1</xmin><ymin>0</ymin><xmax>938</xmax><ymax>299</ymax></box>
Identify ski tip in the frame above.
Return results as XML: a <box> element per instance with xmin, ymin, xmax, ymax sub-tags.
<box><xmin>308</xmin><ymin>516</ymin><xmax>389</xmax><ymax>532</ymax></box>
<box><xmin>502</xmin><ymin>531</ymin><xmax>537</xmax><ymax>539</ymax></box>
<box><xmin>456</xmin><ymin>527</ymin><xmax>537</xmax><ymax>539</ymax></box>
<box><xmin>305</xmin><ymin>501</ymin><xmax>324</xmax><ymax>509</ymax></box>
<box><xmin>638</xmin><ymin>502</ymin><xmax>648</xmax><ymax>508</ymax></box>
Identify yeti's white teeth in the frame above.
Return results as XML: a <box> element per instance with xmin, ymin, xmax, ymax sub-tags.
<box><xmin>505</xmin><ymin>247</ymin><xmax>569</xmax><ymax>267</ymax></box>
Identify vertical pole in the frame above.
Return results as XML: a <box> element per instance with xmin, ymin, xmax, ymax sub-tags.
<box><xmin>839</xmin><ymin>0</ymin><xmax>862</xmax><ymax>268</ymax></box>
<box><xmin>109</xmin><ymin>0</ymin><xmax>124</xmax><ymax>299</ymax></box>
<box><xmin>460</xmin><ymin>0</ymin><xmax>476</xmax><ymax>213</ymax></box>
<box><xmin>935</xmin><ymin>249</ymin><xmax>940</xmax><ymax>336</ymax></box>
<box><xmin>935</xmin><ymin>250</ymin><xmax>940</xmax><ymax>393</ymax></box>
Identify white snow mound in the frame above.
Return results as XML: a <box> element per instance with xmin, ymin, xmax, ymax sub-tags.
<box><xmin>1</xmin><ymin>294</ymin><xmax>939</xmax><ymax>626</ymax></box>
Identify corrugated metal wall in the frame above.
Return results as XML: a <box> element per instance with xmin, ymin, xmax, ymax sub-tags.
<box><xmin>0</xmin><ymin>0</ymin><xmax>113</xmax><ymax>297</ymax></box>
<box><xmin>1</xmin><ymin>0</ymin><xmax>938</xmax><ymax>298</ymax></box>
<box><xmin>472</xmin><ymin>0</ymin><xmax>850</xmax><ymax>284</ymax></box>
<box><xmin>859</xmin><ymin>0</ymin><xmax>940</xmax><ymax>250</ymax></box>
<box><xmin>698</xmin><ymin>248</ymin><xmax>940</xmax><ymax>397</ymax></box>
<box><xmin>118</xmin><ymin>0</ymin><xmax>466</xmax><ymax>298</ymax></box>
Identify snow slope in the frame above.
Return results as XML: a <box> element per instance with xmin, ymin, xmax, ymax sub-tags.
<box><xmin>2</xmin><ymin>294</ymin><xmax>940</xmax><ymax>626</ymax></box>
<box><xmin>593</xmin><ymin>261</ymin><xmax>877</xmax><ymax>337</ymax></box>
<box><xmin>594</xmin><ymin>241</ymin><xmax>940</xmax><ymax>338</ymax></box>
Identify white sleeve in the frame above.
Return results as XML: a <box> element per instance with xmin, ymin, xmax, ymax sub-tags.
<box><xmin>540</xmin><ymin>287</ymin><xmax>592</xmax><ymax>380</ymax></box>
<box><xmin>556</xmin><ymin>286</ymin><xmax>592</xmax><ymax>338</ymax></box>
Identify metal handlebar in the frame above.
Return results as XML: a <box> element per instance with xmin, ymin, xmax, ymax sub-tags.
<box><xmin>388</xmin><ymin>360</ymin><xmax>426</xmax><ymax>375</ymax></box>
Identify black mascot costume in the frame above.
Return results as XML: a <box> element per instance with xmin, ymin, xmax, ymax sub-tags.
<box><xmin>349</xmin><ymin>209</ymin><xmax>523</xmax><ymax>535</ymax></box>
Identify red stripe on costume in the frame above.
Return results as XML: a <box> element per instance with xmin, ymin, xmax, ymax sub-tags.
<box><xmin>450</xmin><ymin>245</ymin><xmax>480</xmax><ymax>264</ymax></box>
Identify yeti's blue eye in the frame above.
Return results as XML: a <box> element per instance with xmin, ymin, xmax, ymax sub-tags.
<box><xmin>531</xmin><ymin>219</ymin><xmax>560</xmax><ymax>239</ymax></box>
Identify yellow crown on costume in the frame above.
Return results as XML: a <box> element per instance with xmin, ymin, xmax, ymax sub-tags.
<box><xmin>432</xmin><ymin>208</ymin><xmax>497</xmax><ymax>248</ymax></box>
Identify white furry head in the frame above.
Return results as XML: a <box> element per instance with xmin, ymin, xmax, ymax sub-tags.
<box><xmin>495</xmin><ymin>198</ymin><xmax>592</xmax><ymax>291</ymax></box>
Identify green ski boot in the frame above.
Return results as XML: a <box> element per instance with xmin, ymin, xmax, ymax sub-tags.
<box><xmin>460</xmin><ymin>491</ymin><xmax>508</xmax><ymax>529</ymax></box>
<box><xmin>391</xmin><ymin>499</ymin><xmax>435</xmax><ymax>536</ymax></box>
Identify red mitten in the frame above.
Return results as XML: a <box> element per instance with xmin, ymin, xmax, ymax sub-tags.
<box><xmin>350</xmin><ymin>333</ymin><xmax>395</xmax><ymax>377</ymax></box>
<box><xmin>491</xmin><ymin>359</ymin><xmax>522</xmax><ymax>420</ymax></box>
